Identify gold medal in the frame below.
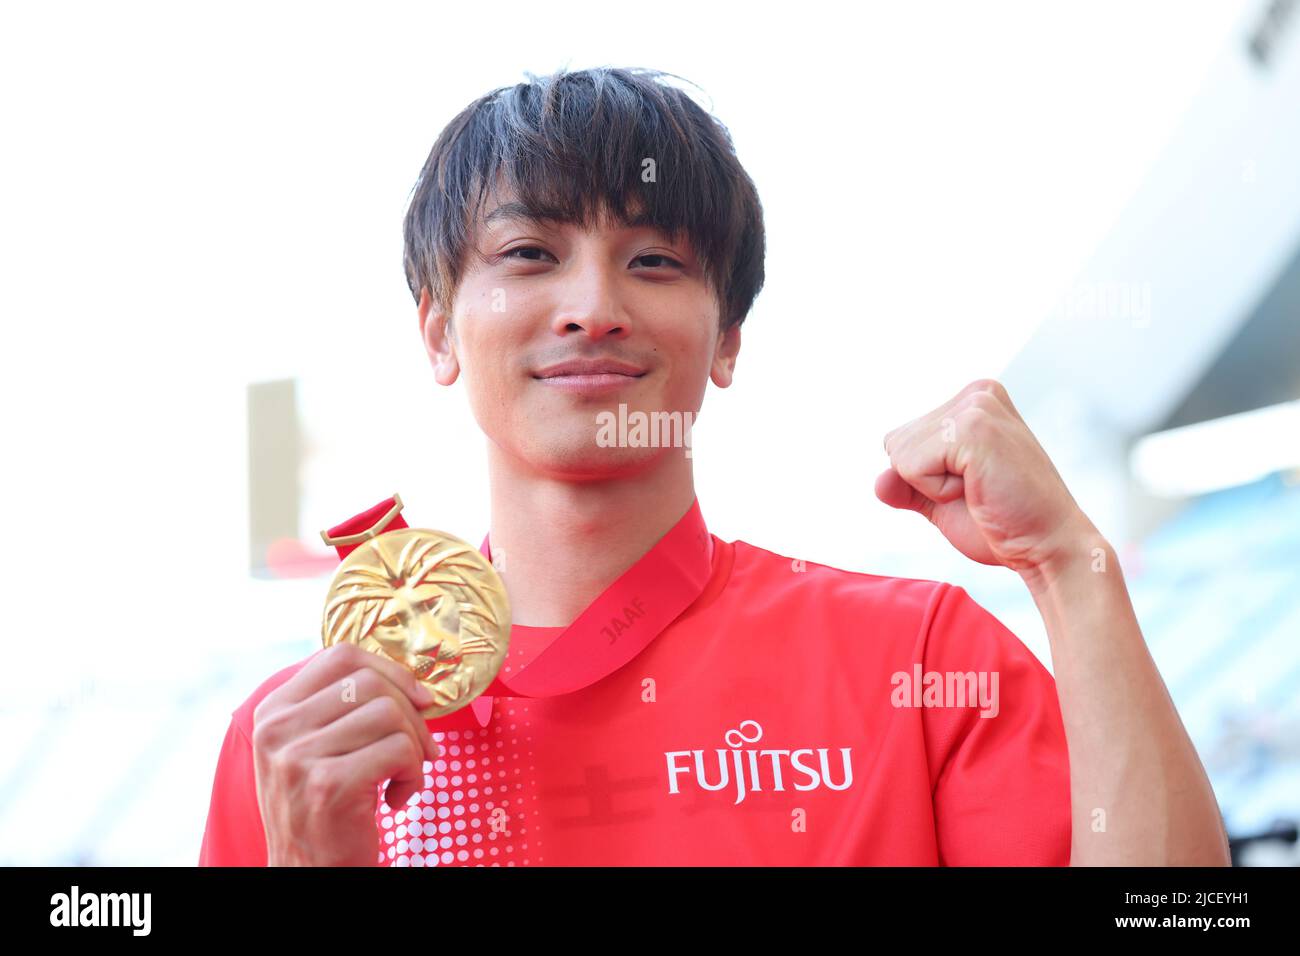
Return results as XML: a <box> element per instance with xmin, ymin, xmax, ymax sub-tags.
<box><xmin>320</xmin><ymin>495</ymin><xmax>510</xmax><ymax>719</ymax></box>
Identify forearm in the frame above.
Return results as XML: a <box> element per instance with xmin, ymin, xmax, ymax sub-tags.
<box><xmin>1021</xmin><ymin>525</ymin><xmax>1231</xmax><ymax>866</ymax></box>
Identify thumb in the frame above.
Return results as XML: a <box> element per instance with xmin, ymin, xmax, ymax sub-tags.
<box><xmin>874</xmin><ymin>467</ymin><xmax>938</xmax><ymax>519</ymax></box>
<box><xmin>385</xmin><ymin>779</ymin><xmax>418</xmax><ymax>811</ymax></box>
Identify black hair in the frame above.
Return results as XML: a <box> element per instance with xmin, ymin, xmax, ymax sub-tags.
<box><xmin>402</xmin><ymin>66</ymin><xmax>766</xmax><ymax>330</ymax></box>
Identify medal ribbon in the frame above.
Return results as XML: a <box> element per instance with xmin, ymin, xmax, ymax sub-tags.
<box><xmin>323</xmin><ymin>497</ymin><xmax>714</xmax><ymax>731</ymax></box>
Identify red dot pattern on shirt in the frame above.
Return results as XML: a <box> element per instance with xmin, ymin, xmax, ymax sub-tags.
<box><xmin>374</xmin><ymin>699</ymin><xmax>540</xmax><ymax>867</ymax></box>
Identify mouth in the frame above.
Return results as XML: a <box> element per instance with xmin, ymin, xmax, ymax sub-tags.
<box><xmin>532</xmin><ymin>361</ymin><xmax>648</xmax><ymax>396</ymax></box>
<box><xmin>534</xmin><ymin>372</ymin><xmax>645</xmax><ymax>395</ymax></box>
<box><xmin>534</xmin><ymin>358</ymin><xmax>647</xmax><ymax>379</ymax></box>
<box><xmin>414</xmin><ymin>656</ymin><xmax>460</xmax><ymax>683</ymax></box>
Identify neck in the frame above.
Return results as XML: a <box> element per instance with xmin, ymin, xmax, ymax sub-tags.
<box><xmin>486</xmin><ymin>447</ymin><xmax>697</xmax><ymax>626</ymax></box>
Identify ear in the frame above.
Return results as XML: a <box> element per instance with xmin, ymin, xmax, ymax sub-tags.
<box><xmin>418</xmin><ymin>287</ymin><xmax>460</xmax><ymax>386</ymax></box>
<box><xmin>709</xmin><ymin>322</ymin><xmax>741</xmax><ymax>388</ymax></box>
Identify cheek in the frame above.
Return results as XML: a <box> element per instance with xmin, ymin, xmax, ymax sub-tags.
<box><xmin>661</xmin><ymin>332</ymin><xmax>717</xmax><ymax>405</ymax></box>
<box><xmin>459</xmin><ymin>320</ymin><xmax>523</xmax><ymax>412</ymax></box>
<box><xmin>436</xmin><ymin>606</ymin><xmax>461</xmax><ymax>634</ymax></box>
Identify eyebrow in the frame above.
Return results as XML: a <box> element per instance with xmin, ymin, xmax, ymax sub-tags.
<box><xmin>482</xmin><ymin>201</ymin><xmax>541</xmax><ymax>226</ymax></box>
<box><xmin>482</xmin><ymin>201</ymin><xmax>657</xmax><ymax>231</ymax></box>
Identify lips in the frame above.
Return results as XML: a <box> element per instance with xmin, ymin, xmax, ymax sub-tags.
<box><xmin>533</xmin><ymin>358</ymin><xmax>647</xmax><ymax>379</ymax></box>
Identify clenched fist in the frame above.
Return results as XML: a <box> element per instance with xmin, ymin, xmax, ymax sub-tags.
<box><xmin>875</xmin><ymin>378</ymin><xmax>1098</xmax><ymax>581</ymax></box>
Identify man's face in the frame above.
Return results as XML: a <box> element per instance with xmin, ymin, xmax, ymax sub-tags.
<box><xmin>419</xmin><ymin>187</ymin><xmax>741</xmax><ymax>478</ymax></box>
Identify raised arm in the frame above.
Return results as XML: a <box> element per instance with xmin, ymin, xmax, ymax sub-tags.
<box><xmin>876</xmin><ymin>377</ymin><xmax>1229</xmax><ymax>865</ymax></box>
<box><xmin>1018</xmin><ymin>524</ymin><xmax>1229</xmax><ymax>865</ymax></box>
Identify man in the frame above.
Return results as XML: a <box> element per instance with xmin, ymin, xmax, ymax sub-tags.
<box><xmin>200</xmin><ymin>66</ymin><xmax>1229</xmax><ymax>866</ymax></box>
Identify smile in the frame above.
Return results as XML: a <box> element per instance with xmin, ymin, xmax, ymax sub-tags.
<box><xmin>534</xmin><ymin>371</ymin><xmax>645</xmax><ymax>395</ymax></box>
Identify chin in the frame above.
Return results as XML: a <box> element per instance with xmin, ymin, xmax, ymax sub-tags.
<box><xmin>526</xmin><ymin>438</ymin><xmax>671</xmax><ymax>480</ymax></box>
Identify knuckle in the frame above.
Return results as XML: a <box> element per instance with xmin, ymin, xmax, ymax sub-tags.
<box><xmin>251</xmin><ymin>705</ymin><xmax>287</xmax><ymax>750</ymax></box>
<box><xmin>965</xmin><ymin>390</ymin><xmax>1001</xmax><ymax>415</ymax></box>
<box><xmin>251</xmin><ymin>698</ymin><xmax>272</xmax><ymax>734</ymax></box>
<box><xmin>250</xmin><ymin>716</ymin><xmax>271</xmax><ymax>754</ymax></box>
<box><xmin>974</xmin><ymin>377</ymin><xmax>1008</xmax><ymax>402</ymax></box>
<box><xmin>893</xmin><ymin>453</ymin><xmax>920</xmax><ymax>480</ymax></box>
<box><xmin>335</xmin><ymin>643</ymin><xmax>371</xmax><ymax>672</ymax></box>
<box><xmin>352</xmin><ymin>666</ymin><xmax>386</xmax><ymax>698</ymax></box>
<box><xmin>325</xmin><ymin>642</ymin><xmax>357</xmax><ymax>663</ymax></box>
<box><xmin>301</xmin><ymin>762</ymin><xmax>339</xmax><ymax>810</ymax></box>
<box><xmin>266</xmin><ymin>741</ymin><xmax>307</xmax><ymax>787</ymax></box>
<box><xmin>957</xmin><ymin>404</ymin><xmax>995</xmax><ymax>439</ymax></box>
<box><xmin>374</xmin><ymin>693</ymin><xmax>406</xmax><ymax>727</ymax></box>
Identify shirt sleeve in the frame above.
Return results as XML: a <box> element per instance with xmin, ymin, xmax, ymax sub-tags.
<box><xmin>199</xmin><ymin>717</ymin><xmax>269</xmax><ymax>867</ymax></box>
<box><xmin>919</xmin><ymin>583</ymin><xmax>1072</xmax><ymax>866</ymax></box>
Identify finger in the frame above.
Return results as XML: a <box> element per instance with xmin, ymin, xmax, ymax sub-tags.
<box><xmin>970</xmin><ymin>377</ymin><xmax>1025</xmax><ymax>425</ymax></box>
<box><xmin>883</xmin><ymin>378</ymin><xmax>1012</xmax><ymax>456</ymax></box>
<box><xmin>310</xmin><ymin>695</ymin><xmax>430</xmax><ymax>763</ymax></box>
<box><xmin>883</xmin><ymin>412</ymin><xmax>928</xmax><ymax>455</ymax></box>
<box><xmin>874</xmin><ymin>468</ymin><xmax>937</xmax><ymax>519</ymax></box>
<box><xmin>883</xmin><ymin>380</ymin><xmax>980</xmax><ymax>453</ymax></box>
<box><xmin>326</xmin><ymin>730</ymin><xmax>427</xmax><ymax>811</ymax></box>
<box><xmin>299</xmin><ymin>667</ymin><xmax>442</xmax><ymax>765</ymax></box>
<box><xmin>384</xmin><ymin>777</ymin><xmax>423</xmax><ymax>814</ymax></box>
<box><xmin>882</xmin><ymin>418</ymin><xmax>968</xmax><ymax>504</ymax></box>
<box><xmin>277</xmin><ymin>642</ymin><xmax>435</xmax><ymax>715</ymax></box>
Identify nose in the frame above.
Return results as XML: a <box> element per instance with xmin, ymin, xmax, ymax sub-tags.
<box><xmin>412</xmin><ymin>615</ymin><xmax>461</xmax><ymax>660</ymax></box>
<box><xmin>549</xmin><ymin>256</ymin><xmax>629</xmax><ymax>339</ymax></box>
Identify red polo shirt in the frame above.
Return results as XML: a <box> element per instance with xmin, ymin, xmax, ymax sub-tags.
<box><xmin>200</xmin><ymin>499</ymin><xmax>1071</xmax><ymax>866</ymax></box>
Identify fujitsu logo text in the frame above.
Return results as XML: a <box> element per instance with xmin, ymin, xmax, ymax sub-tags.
<box><xmin>664</xmin><ymin>720</ymin><xmax>854</xmax><ymax>805</ymax></box>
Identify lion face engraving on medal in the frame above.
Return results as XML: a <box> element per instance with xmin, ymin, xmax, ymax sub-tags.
<box><xmin>321</xmin><ymin>528</ymin><xmax>510</xmax><ymax>718</ymax></box>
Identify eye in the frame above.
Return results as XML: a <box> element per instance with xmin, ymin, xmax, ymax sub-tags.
<box><xmin>501</xmin><ymin>245</ymin><xmax>556</xmax><ymax>263</ymax></box>
<box><xmin>632</xmin><ymin>253</ymin><xmax>684</xmax><ymax>269</ymax></box>
<box><xmin>379</xmin><ymin>615</ymin><xmax>400</xmax><ymax>628</ymax></box>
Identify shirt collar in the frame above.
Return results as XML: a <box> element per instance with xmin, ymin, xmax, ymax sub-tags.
<box><xmin>477</xmin><ymin>496</ymin><xmax>715</xmax><ymax>698</ymax></box>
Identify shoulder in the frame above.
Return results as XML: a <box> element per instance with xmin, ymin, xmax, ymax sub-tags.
<box><xmin>230</xmin><ymin>648</ymin><xmax>327</xmax><ymax>740</ymax></box>
<box><xmin>721</xmin><ymin>538</ymin><xmax>1036</xmax><ymax>663</ymax></box>
<box><xmin>724</xmin><ymin>537</ymin><xmax>955</xmax><ymax>630</ymax></box>
<box><xmin>716</xmin><ymin>537</ymin><xmax>1043</xmax><ymax>678</ymax></box>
